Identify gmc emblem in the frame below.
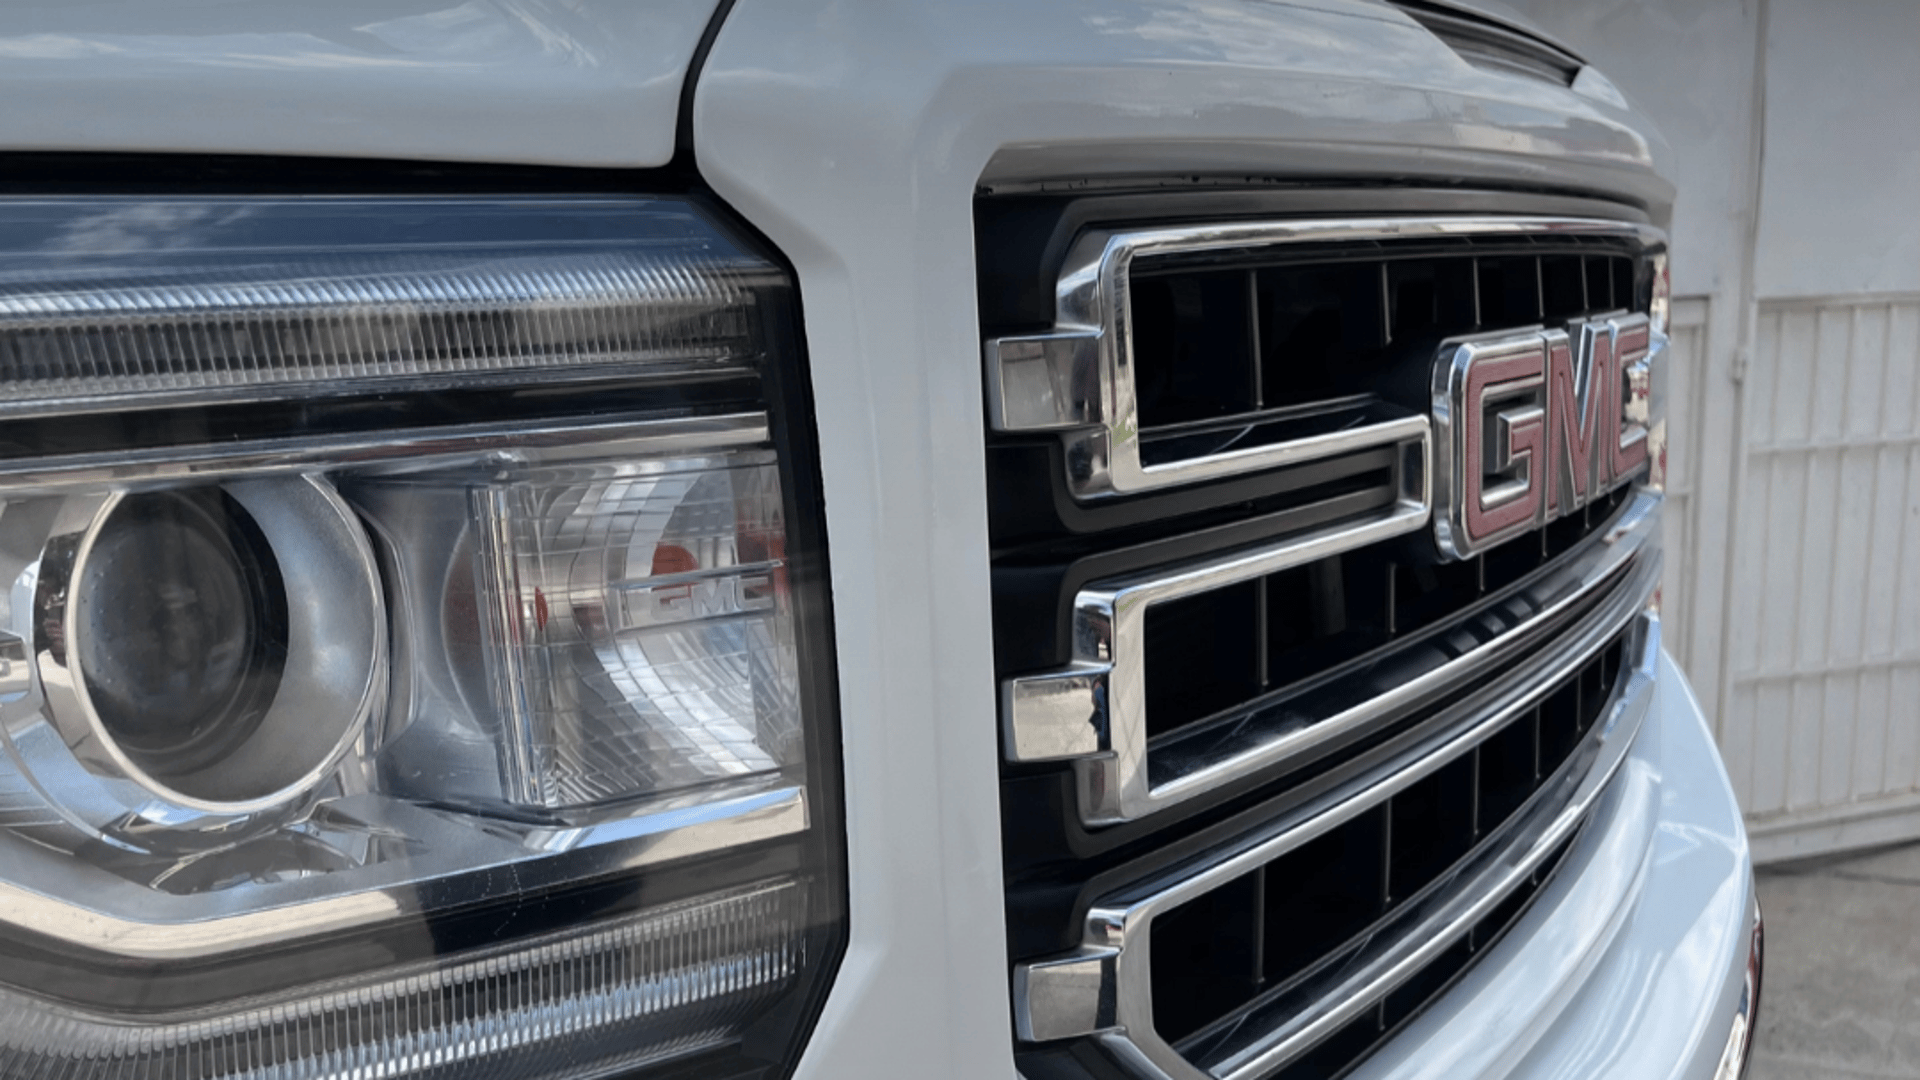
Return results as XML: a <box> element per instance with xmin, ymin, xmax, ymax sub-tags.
<box><xmin>1431</xmin><ymin>312</ymin><xmax>1654</xmax><ymax>560</ymax></box>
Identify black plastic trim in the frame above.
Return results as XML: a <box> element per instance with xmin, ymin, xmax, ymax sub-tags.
<box><xmin>0</xmin><ymin>152</ymin><xmax>693</xmax><ymax>196</ymax></box>
<box><xmin>974</xmin><ymin>186</ymin><xmax>1652</xmax><ymax>334</ymax></box>
<box><xmin>671</xmin><ymin>0</ymin><xmax>742</xmax><ymax>177</ymax></box>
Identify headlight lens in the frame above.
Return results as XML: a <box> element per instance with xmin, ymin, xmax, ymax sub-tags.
<box><xmin>75</xmin><ymin>488</ymin><xmax>288</xmax><ymax>780</ymax></box>
<box><xmin>0</xmin><ymin>196</ymin><xmax>841</xmax><ymax>1080</ymax></box>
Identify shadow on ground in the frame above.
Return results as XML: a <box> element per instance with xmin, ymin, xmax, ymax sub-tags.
<box><xmin>1750</xmin><ymin>840</ymin><xmax>1920</xmax><ymax>1079</ymax></box>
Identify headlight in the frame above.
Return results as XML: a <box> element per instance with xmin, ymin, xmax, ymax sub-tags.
<box><xmin>0</xmin><ymin>196</ymin><xmax>842</xmax><ymax>1080</ymax></box>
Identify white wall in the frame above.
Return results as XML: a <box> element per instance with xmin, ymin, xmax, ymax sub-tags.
<box><xmin>1506</xmin><ymin>0</ymin><xmax>1920</xmax><ymax>860</ymax></box>
<box><xmin>1752</xmin><ymin>0</ymin><xmax>1920</xmax><ymax>300</ymax></box>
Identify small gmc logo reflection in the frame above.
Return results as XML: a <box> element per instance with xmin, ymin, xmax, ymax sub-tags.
<box><xmin>1432</xmin><ymin>313</ymin><xmax>1654</xmax><ymax>560</ymax></box>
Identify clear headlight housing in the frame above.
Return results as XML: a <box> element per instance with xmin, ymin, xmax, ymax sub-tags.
<box><xmin>0</xmin><ymin>196</ymin><xmax>843</xmax><ymax>1080</ymax></box>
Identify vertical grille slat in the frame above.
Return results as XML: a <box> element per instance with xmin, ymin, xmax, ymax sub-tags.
<box><xmin>1143</xmin><ymin>581</ymin><xmax>1263</xmax><ymax>739</ymax></box>
<box><xmin>1541</xmin><ymin>254</ymin><xmax>1587</xmax><ymax>320</ymax></box>
<box><xmin>1150</xmin><ymin>871</ymin><xmax>1265</xmax><ymax>1043</ymax></box>
<box><xmin>1262</xmin><ymin>554</ymin><xmax>1391</xmax><ymax>692</ymax></box>
<box><xmin>1474</xmin><ymin>707</ymin><xmax>1539</xmax><ymax>831</ymax></box>
<box><xmin>1381</xmin><ymin>937</ymin><xmax>1477</xmax><ymax>1029</ymax></box>
<box><xmin>1270</xmin><ymin>1011</ymin><xmax>1388</xmax><ymax>1080</ymax></box>
<box><xmin>1613</xmin><ymin>257</ymin><xmax>1637</xmax><ymax>313</ymax></box>
<box><xmin>1387</xmin><ymin>756</ymin><xmax>1478</xmax><ymax>902</ymax></box>
<box><xmin>1253</xmin><ymin>263</ymin><xmax>1401</xmax><ymax>410</ymax></box>
<box><xmin>1476</xmin><ymin>255</ymin><xmax>1542</xmax><ymax>326</ymax></box>
<box><xmin>1135</xmin><ymin>248</ymin><xmax>1637</xmax><ymax>436</ymax></box>
<box><xmin>1586</xmin><ymin>255</ymin><xmax>1615</xmax><ymax>311</ymax></box>
<box><xmin>1257</xmin><ymin>805</ymin><xmax>1390</xmax><ymax>998</ymax></box>
<box><xmin>1131</xmin><ymin>269</ymin><xmax>1259</xmax><ymax>427</ymax></box>
<box><xmin>1386</xmin><ymin>257</ymin><xmax>1480</xmax><ymax>344</ymax></box>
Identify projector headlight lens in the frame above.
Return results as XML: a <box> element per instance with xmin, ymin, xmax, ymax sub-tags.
<box><xmin>45</xmin><ymin>474</ymin><xmax>385</xmax><ymax>813</ymax></box>
<box><xmin>74</xmin><ymin>488</ymin><xmax>286</xmax><ymax>777</ymax></box>
<box><xmin>0</xmin><ymin>196</ymin><xmax>842</xmax><ymax>1080</ymax></box>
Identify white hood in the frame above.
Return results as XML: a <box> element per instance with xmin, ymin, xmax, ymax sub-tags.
<box><xmin>0</xmin><ymin>0</ymin><xmax>721</xmax><ymax>168</ymax></box>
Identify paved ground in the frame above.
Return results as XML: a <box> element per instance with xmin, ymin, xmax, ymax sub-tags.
<box><xmin>1749</xmin><ymin>841</ymin><xmax>1920</xmax><ymax>1079</ymax></box>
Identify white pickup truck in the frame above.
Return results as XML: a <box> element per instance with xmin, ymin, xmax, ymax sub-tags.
<box><xmin>0</xmin><ymin>3</ymin><xmax>1759</xmax><ymax>1080</ymax></box>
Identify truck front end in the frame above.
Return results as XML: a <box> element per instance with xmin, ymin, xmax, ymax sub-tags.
<box><xmin>0</xmin><ymin>3</ymin><xmax>1759</xmax><ymax>1080</ymax></box>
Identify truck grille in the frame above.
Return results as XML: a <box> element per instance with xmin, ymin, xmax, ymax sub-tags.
<box><xmin>1153</xmin><ymin>632</ymin><xmax>1623</xmax><ymax>1064</ymax></box>
<box><xmin>980</xmin><ymin>195</ymin><xmax>1668</xmax><ymax>1080</ymax></box>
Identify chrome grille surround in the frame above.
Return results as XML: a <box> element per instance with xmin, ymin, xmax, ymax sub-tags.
<box><xmin>1014</xmin><ymin>589</ymin><xmax>1661</xmax><ymax>1080</ymax></box>
<box><xmin>985</xmin><ymin>216</ymin><xmax>1665</xmax><ymax>500</ymax></box>
<box><xmin>997</xmin><ymin>214</ymin><xmax>1668</xmax><ymax>825</ymax></box>
<box><xmin>987</xmin><ymin>207</ymin><xmax>1671</xmax><ymax>1080</ymax></box>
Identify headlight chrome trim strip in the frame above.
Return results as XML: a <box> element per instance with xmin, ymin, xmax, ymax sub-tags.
<box><xmin>0</xmin><ymin>412</ymin><xmax>769</xmax><ymax>494</ymax></box>
<box><xmin>0</xmin><ymin>780</ymin><xmax>808</xmax><ymax>962</ymax></box>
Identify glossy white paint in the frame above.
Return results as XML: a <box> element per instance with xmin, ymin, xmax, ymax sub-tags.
<box><xmin>0</xmin><ymin>0</ymin><xmax>715</xmax><ymax>167</ymax></box>
<box><xmin>690</xmin><ymin>3</ymin><xmax>1722</xmax><ymax>1078</ymax></box>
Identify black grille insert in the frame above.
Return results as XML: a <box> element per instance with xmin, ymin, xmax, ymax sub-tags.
<box><xmin>1143</xmin><ymin>581</ymin><xmax>1263</xmax><ymax>740</ymax></box>
<box><xmin>1129</xmin><ymin>248</ymin><xmax>1638</xmax><ymax>435</ymax></box>
<box><xmin>1131</xmin><ymin>269</ymin><xmax>1258</xmax><ymax>425</ymax></box>
<box><xmin>1140</xmin><ymin>484</ymin><xmax>1633</xmax><ymax>746</ymax></box>
<box><xmin>1269</xmin><ymin>834</ymin><xmax>1578</xmax><ymax>1080</ymax></box>
<box><xmin>1151</xmin><ymin>631</ymin><xmax>1625</xmax><ymax>1062</ymax></box>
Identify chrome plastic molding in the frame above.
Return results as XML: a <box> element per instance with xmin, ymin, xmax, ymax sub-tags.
<box><xmin>984</xmin><ymin>216</ymin><xmax>1666</xmax><ymax>500</ymax></box>
<box><xmin>1429</xmin><ymin>313</ymin><xmax>1663</xmax><ymax>561</ymax></box>
<box><xmin>0</xmin><ymin>412</ymin><xmax>768</xmax><ymax>494</ymax></box>
<box><xmin>1711</xmin><ymin>896</ymin><xmax>1765</xmax><ymax>1080</ymax></box>
<box><xmin>1007</xmin><ymin>486</ymin><xmax>1661</xmax><ymax>825</ymax></box>
<box><xmin>1002</xmin><ymin>427</ymin><xmax>1428</xmax><ymax>763</ymax></box>
<box><xmin>0</xmin><ymin>780</ymin><xmax>807</xmax><ymax>963</ymax></box>
<box><xmin>1014</xmin><ymin>609</ymin><xmax>1663</xmax><ymax>1080</ymax></box>
<box><xmin>20</xmin><ymin>475</ymin><xmax>386</xmax><ymax>818</ymax></box>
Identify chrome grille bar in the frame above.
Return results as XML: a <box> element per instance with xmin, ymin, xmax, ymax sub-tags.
<box><xmin>1007</xmin><ymin>487</ymin><xmax>1661</xmax><ymax>825</ymax></box>
<box><xmin>985</xmin><ymin>216</ymin><xmax>1665</xmax><ymax>500</ymax></box>
<box><xmin>1002</xmin><ymin>429</ymin><xmax>1429</xmax><ymax>767</ymax></box>
<box><xmin>1014</xmin><ymin>606</ymin><xmax>1662</xmax><ymax>1080</ymax></box>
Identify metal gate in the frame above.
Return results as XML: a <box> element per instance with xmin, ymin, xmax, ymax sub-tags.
<box><xmin>1707</xmin><ymin>295</ymin><xmax>1920</xmax><ymax>861</ymax></box>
